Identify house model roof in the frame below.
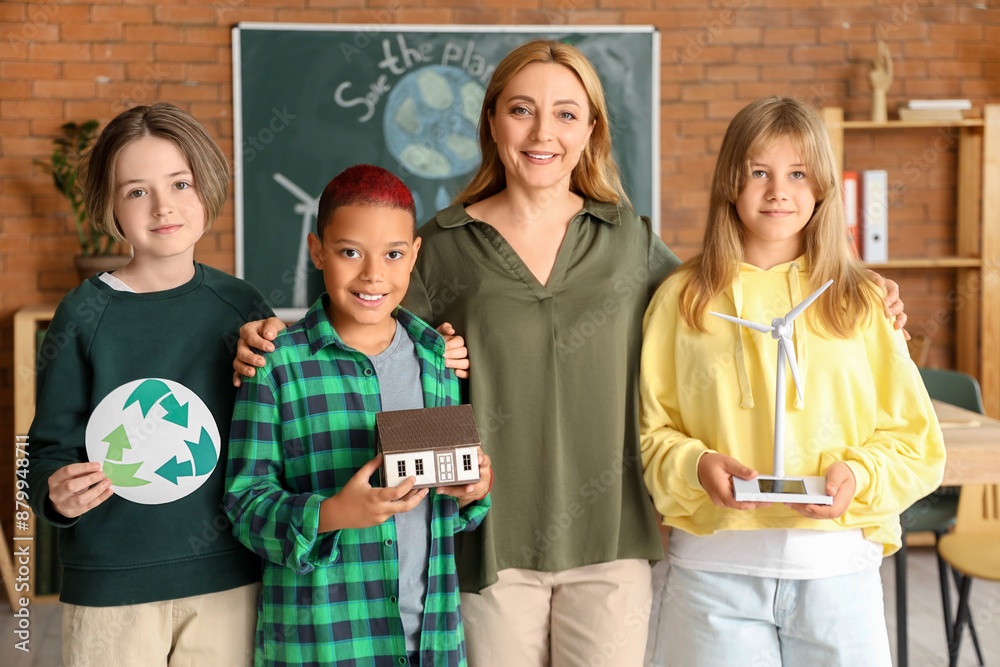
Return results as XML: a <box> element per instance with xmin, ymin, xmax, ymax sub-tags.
<box><xmin>375</xmin><ymin>404</ymin><xmax>480</xmax><ymax>454</ymax></box>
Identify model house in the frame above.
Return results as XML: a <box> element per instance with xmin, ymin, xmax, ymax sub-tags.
<box><xmin>376</xmin><ymin>404</ymin><xmax>481</xmax><ymax>489</ymax></box>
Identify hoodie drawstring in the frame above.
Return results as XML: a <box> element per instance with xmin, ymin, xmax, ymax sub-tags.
<box><xmin>789</xmin><ymin>263</ymin><xmax>806</xmax><ymax>410</ymax></box>
<box><xmin>730</xmin><ymin>262</ymin><xmax>810</xmax><ymax>411</ymax></box>
<box><xmin>731</xmin><ymin>277</ymin><xmax>755</xmax><ymax>409</ymax></box>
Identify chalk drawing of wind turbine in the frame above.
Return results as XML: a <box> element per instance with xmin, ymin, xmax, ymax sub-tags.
<box><xmin>273</xmin><ymin>173</ymin><xmax>318</xmax><ymax>309</ymax></box>
<box><xmin>710</xmin><ymin>279</ymin><xmax>835</xmax><ymax>505</ymax></box>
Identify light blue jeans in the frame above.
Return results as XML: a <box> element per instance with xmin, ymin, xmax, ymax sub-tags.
<box><xmin>647</xmin><ymin>564</ymin><xmax>892</xmax><ymax>667</ymax></box>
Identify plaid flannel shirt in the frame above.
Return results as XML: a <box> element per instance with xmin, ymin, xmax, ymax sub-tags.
<box><xmin>225</xmin><ymin>298</ymin><xmax>490</xmax><ymax>667</ymax></box>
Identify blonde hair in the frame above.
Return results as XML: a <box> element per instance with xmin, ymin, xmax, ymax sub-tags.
<box><xmin>83</xmin><ymin>103</ymin><xmax>229</xmax><ymax>242</ymax></box>
<box><xmin>455</xmin><ymin>39</ymin><xmax>629</xmax><ymax>207</ymax></box>
<box><xmin>678</xmin><ymin>96</ymin><xmax>881</xmax><ymax>336</ymax></box>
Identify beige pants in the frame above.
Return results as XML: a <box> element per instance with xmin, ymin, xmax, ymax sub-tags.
<box><xmin>460</xmin><ymin>559</ymin><xmax>653</xmax><ymax>667</ymax></box>
<box><xmin>62</xmin><ymin>582</ymin><xmax>260</xmax><ymax>667</ymax></box>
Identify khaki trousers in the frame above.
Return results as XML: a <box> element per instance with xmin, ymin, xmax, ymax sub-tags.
<box><xmin>461</xmin><ymin>559</ymin><xmax>653</xmax><ymax>667</ymax></box>
<box><xmin>62</xmin><ymin>582</ymin><xmax>260</xmax><ymax>667</ymax></box>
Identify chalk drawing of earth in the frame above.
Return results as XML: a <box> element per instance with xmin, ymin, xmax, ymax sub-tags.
<box><xmin>85</xmin><ymin>378</ymin><xmax>221</xmax><ymax>505</ymax></box>
<box><xmin>383</xmin><ymin>65</ymin><xmax>484</xmax><ymax>180</ymax></box>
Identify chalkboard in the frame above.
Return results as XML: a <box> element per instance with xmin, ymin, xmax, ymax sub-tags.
<box><xmin>232</xmin><ymin>24</ymin><xmax>659</xmax><ymax>319</ymax></box>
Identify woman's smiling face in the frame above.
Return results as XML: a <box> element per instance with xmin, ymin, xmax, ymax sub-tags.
<box><xmin>488</xmin><ymin>61</ymin><xmax>595</xmax><ymax>194</ymax></box>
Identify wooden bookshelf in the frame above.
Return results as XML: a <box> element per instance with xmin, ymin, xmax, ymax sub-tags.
<box><xmin>9</xmin><ymin>305</ymin><xmax>59</xmax><ymax>604</ymax></box>
<box><xmin>822</xmin><ymin>105</ymin><xmax>1000</xmax><ymax>417</ymax></box>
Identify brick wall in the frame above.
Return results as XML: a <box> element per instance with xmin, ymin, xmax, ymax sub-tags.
<box><xmin>1</xmin><ymin>0</ymin><xmax>999</xmax><ymax>539</ymax></box>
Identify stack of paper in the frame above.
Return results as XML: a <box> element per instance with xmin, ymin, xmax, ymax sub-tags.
<box><xmin>899</xmin><ymin>99</ymin><xmax>971</xmax><ymax>121</ymax></box>
<box><xmin>907</xmin><ymin>99</ymin><xmax>972</xmax><ymax>110</ymax></box>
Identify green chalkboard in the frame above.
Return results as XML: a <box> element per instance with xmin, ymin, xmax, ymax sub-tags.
<box><xmin>233</xmin><ymin>24</ymin><xmax>659</xmax><ymax>318</ymax></box>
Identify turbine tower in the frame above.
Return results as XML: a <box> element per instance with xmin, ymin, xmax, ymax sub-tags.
<box><xmin>273</xmin><ymin>172</ymin><xmax>319</xmax><ymax>309</ymax></box>
<box><xmin>710</xmin><ymin>279</ymin><xmax>835</xmax><ymax>504</ymax></box>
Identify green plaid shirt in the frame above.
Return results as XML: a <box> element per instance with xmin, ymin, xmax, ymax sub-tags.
<box><xmin>225</xmin><ymin>298</ymin><xmax>490</xmax><ymax>667</ymax></box>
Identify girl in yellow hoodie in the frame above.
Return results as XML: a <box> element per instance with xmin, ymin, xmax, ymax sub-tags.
<box><xmin>640</xmin><ymin>97</ymin><xmax>945</xmax><ymax>666</ymax></box>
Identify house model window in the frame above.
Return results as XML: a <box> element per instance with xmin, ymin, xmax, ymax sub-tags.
<box><xmin>376</xmin><ymin>404</ymin><xmax>482</xmax><ymax>490</ymax></box>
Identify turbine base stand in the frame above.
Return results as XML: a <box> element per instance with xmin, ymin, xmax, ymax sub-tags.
<box><xmin>733</xmin><ymin>475</ymin><xmax>833</xmax><ymax>505</ymax></box>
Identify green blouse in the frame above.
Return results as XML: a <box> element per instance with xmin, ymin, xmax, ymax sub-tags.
<box><xmin>405</xmin><ymin>199</ymin><xmax>681</xmax><ymax>591</ymax></box>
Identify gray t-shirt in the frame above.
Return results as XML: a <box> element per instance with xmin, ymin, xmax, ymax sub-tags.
<box><xmin>368</xmin><ymin>318</ymin><xmax>430</xmax><ymax>655</ymax></box>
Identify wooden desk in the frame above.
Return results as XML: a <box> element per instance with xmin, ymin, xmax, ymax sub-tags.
<box><xmin>934</xmin><ymin>399</ymin><xmax>1000</xmax><ymax>486</ymax></box>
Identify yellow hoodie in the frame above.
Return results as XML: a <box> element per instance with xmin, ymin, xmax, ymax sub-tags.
<box><xmin>639</xmin><ymin>258</ymin><xmax>945</xmax><ymax>556</ymax></box>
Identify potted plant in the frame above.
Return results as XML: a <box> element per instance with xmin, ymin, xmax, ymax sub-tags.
<box><xmin>36</xmin><ymin>120</ymin><xmax>130</xmax><ymax>281</ymax></box>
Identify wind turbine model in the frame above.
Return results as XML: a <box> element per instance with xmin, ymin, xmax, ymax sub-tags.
<box><xmin>273</xmin><ymin>172</ymin><xmax>319</xmax><ymax>309</ymax></box>
<box><xmin>710</xmin><ymin>279</ymin><xmax>835</xmax><ymax>505</ymax></box>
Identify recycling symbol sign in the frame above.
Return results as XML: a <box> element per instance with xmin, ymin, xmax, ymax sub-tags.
<box><xmin>86</xmin><ymin>378</ymin><xmax>221</xmax><ymax>505</ymax></box>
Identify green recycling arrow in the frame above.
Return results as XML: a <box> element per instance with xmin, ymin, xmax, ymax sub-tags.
<box><xmin>124</xmin><ymin>379</ymin><xmax>170</xmax><ymax>417</ymax></box>
<box><xmin>102</xmin><ymin>424</ymin><xmax>132</xmax><ymax>462</ymax></box>
<box><xmin>156</xmin><ymin>456</ymin><xmax>193</xmax><ymax>485</ymax></box>
<box><xmin>160</xmin><ymin>393</ymin><xmax>189</xmax><ymax>428</ymax></box>
<box><xmin>184</xmin><ymin>427</ymin><xmax>217</xmax><ymax>476</ymax></box>
<box><xmin>103</xmin><ymin>460</ymin><xmax>150</xmax><ymax>487</ymax></box>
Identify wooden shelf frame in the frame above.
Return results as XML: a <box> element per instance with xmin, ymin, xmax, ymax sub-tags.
<box><xmin>821</xmin><ymin>105</ymin><xmax>1000</xmax><ymax>417</ymax></box>
<box><xmin>7</xmin><ymin>305</ymin><xmax>60</xmax><ymax>605</ymax></box>
<box><xmin>841</xmin><ymin>118</ymin><xmax>985</xmax><ymax>130</ymax></box>
<box><xmin>864</xmin><ymin>258</ymin><xmax>983</xmax><ymax>270</ymax></box>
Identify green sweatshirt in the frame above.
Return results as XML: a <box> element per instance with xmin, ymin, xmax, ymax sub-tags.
<box><xmin>639</xmin><ymin>258</ymin><xmax>946</xmax><ymax>556</ymax></box>
<box><xmin>26</xmin><ymin>264</ymin><xmax>273</xmax><ymax>606</ymax></box>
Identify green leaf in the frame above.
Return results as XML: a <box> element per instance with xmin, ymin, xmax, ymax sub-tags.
<box><xmin>39</xmin><ymin>118</ymin><xmax>115</xmax><ymax>256</ymax></box>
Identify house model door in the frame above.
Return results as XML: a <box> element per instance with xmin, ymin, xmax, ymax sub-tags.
<box><xmin>437</xmin><ymin>452</ymin><xmax>455</xmax><ymax>483</ymax></box>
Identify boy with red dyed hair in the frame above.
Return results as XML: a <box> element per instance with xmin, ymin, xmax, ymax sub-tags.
<box><xmin>224</xmin><ymin>165</ymin><xmax>492</xmax><ymax>666</ymax></box>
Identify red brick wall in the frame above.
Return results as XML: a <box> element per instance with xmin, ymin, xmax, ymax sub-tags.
<box><xmin>1</xmin><ymin>1</ymin><xmax>999</xmax><ymax>535</ymax></box>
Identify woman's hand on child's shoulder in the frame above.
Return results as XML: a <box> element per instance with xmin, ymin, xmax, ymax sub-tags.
<box><xmin>868</xmin><ymin>271</ymin><xmax>909</xmax><ymax>339</ymax></box>
<box><xmin>48</xmin><ymin>461</ymin><xmax>113</xmax><ymax>519</ymax></box>
<box><xmin>232</xmin><ymin>316</ymin><xmax>287</xmax><ymax>386</ymax></box>
<box><xmin>437</xmin><ymin>447</ymin><xmax>491</xmax><ymax>507</ymax></box>
<box><xmin>437</xmin><ymin>322</ymin><xmax>469</xmax><ymax>379</ymax></box>
<box><xmin>785</xmin><ymin>461</ymin><xmax>856</xmax><ymax>520</ymax></box>
<box><xmin>318</xmin><ymin>453</ymin><xmax>428</xmax><ymax>532</ymax></box>
<box><xmin>697</xmin><ymin>452</ymin><xmax>773</xmax><ymax>511</ymax></box>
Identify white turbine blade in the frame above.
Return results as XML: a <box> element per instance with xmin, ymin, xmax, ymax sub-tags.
<box><xmin>780</xmin><ymin>336</ymin><xmax>804</xmax><ymax>402</ymax></box>
<box><xmin>785</xmin><ymin>279</ymin><xmax>834</xmax><ymax>323</ymax></box>
<box><xmin>273</xmin><ymin>172</ymin><xmax>318</xmax><ymax>206</ymax></box>
<box><xmin>710</xmin><ymin>311</ymin><xmax>774</xmax><ymax>334</ymax></box>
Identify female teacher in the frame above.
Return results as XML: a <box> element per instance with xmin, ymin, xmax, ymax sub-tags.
<box><xmin>405</xmin><ymin>40</ymin><xmax>676</xmax><ymax>667</ymax></box>
<box><xmin>235</xmin><ymin>39</ymin><xmax>905</xmax><ymax>666</ymax></box>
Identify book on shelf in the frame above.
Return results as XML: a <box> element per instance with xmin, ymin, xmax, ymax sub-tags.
<box><xmin>842</xmin><ymin>170</ymin><xmax>861</xmax><ymax>257</ymax></box>
<box><xmin>861</xmin><ymin>170</ymin><xmax>889</xmax><ymax>263</ymax></box>
<box><xmin>898</xmin><ymin>107</ymin><xmax>965</xmax><ymax>121</ymax></box>
<box><xmin>906</xmin><ymin>99</ymin><xmax>972</xmax><ymax>110</ymax></box>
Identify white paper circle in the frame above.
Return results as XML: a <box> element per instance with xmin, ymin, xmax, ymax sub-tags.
<box><xmin>85</xmin><ymin>378</ymin><xmax>221</xmax><ymax>505</ymax></box>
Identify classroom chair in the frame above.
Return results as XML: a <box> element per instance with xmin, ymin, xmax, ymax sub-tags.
<box><xmin>894</xmin><ymin>368</ymin><xmax>985</xmax><ymax>667</ymax></box>
<box><xmin>937</xmin><ymin>483</ymin><xmax>1000</xmax><ymax>667</ymax></box>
